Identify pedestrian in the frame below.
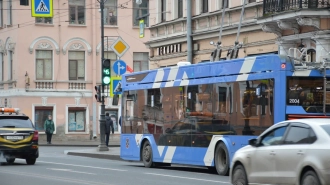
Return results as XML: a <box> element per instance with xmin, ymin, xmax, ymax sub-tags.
<box><xmin>105</xmin><ymin>113</ymin><xmax>114</xmax><ymax>147</ymax></box>
<box><xmin>44</xmin><ymin>114</ymin><xmax>55</xmax><ymax>144</ymax></box>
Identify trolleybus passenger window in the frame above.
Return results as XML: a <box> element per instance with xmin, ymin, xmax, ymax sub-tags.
<box><xmin>287</xmin><ymin>77</ymin><xmax>330</xmax><ymax>113</ymax></box>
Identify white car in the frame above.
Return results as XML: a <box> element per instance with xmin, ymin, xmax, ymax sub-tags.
<box><xmin>230</xmin><ymin>118</ymin><xmax>330</xmax><ymax>185</ymax></box>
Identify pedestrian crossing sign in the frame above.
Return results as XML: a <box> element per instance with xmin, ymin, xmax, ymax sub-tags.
<box><xmin>31</xmin><ymin>0</ymin><xmax>53</xmax><ymax>17</ymax></box>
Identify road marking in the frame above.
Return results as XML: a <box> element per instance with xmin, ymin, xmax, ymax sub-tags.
<box><xmin>145</xmin><ymin>173</ymin><xmax>230</xmax><ymax>184</ymax></box>
<box><xmin>47</xmin><ymin>168</ymin><xmax>96</xmax><ymax>175</ymax></box>
<box><xmin>37</xmin><ymin>160</ymin><xmax>127</xmax><ymax>171</ymax></box>
<box><xmin>0</xmin><ymin>169</ymin><xmax>111</xmax><ymax>185</ymax></box>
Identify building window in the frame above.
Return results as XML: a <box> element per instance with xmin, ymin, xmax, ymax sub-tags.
<box><xmin>0</xmin><ymin>0</ymin><xmax>3</xmax><ymax>27</ymax></box>
<box><xmin>68</xmin><ymin>107</ymin><xmax>86</xmax><ymax>132</ymax></box>
<box><xmin>104</xmin><ymin>51</ymin><xmax>118</xmax><ymax>76</ymax></box>
<box><xmin>133</xmin><ymin>52</ymin><xmax>149</xmax><ymax>72</ymax></box>
<box><xmin>68</xmin><ymin>51</ymin><xmax>85</xmax><ymax>80</ymax></box>
<box><xmin>248</xmin><ymin>0</ymin><xmax>256</xmax><ymax>3</ymax></box>
<box><xmin>0</xmin><ymin>53</ymin><xmax>3</xmax><ymax>81</ymax></box>
<box><xmin>220</xmin><ymin>0</ymin><xmax>228</xmax><ymax>9</ymax></box>
<box><xmin>307</xmin><ymin>49</ymin><xmax>316</xmax><ymax>62</ymax></box>
<box><xmin>178</xmin><ymin>0</ymin><xmax>183</xmax><ymax>18</ymax></box>
<box><xmin>8</xmin><ymin>51</ymin><xmax>12</xmax><ymax>80</ymax></box>
<box><xmin>202</xmin><ymin>0</ymin><xmax>208</xmax><ymax>13</ymax></box>
<box><xmin>36</xmin><ymin>17</ymin><xmax>53</xmax><ymax>24</ymax></box>
<box><xmin>36</xmin><ymin>50</ymin><xmax>52</xmax><ymax>80</ymax></box>
<box><xmin>133</xmin><ymin>0</ymin><xmax>149</xmax><ymax>27</ymax></box>
<box><xmin>104</xmin><ymin>0</ymin><xmax>117</xmax><ymax>26</ymax></box>
<box><xmin>7</xmin><ymin>0</ymin><xmax>12</xmax><ymax>25</ymax></box>
<box><xmin>20</xmin><ymin>0</ymin><xmax>29</xmax><ymax>6</ymax></box>
<box><xmin>35</xmin><ymin>106</ymin><xmax>53</xmax><ymax>132</ymax></box>
<box><xmin>161</xmin><ymin>0</ymin><xmax>166</xmax><ymax>22</ymax></box>
<box><xmin>69</xmin><ymin>0</ymin><xmax>85</xmax><ymax>25</ymax></box>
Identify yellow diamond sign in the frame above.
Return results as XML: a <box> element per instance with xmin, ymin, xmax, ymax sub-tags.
<box><xmin>110</xmin><ymin>37</ymin><xmax>130</xmax><ymax>58</ymax></box>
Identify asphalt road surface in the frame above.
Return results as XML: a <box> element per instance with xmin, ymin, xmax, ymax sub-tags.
<box><xmin>0</xmin><ymin>147</ymin><xmax>231</xmax><ymax>185</ymax></box>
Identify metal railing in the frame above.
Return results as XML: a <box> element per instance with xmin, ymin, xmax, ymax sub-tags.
<box><xmin>263</xmin><ymin>0</ymin><xmax>330</xmax><ymax>15</ymax></box>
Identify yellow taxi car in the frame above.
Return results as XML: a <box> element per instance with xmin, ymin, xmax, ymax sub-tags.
<box><xmin>0</xmin><ymin>108</ymin><xmax>39</xmax><ymax>165</ymax></box>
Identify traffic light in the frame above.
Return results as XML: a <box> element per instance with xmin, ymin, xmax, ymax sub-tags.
<box><xmin>102</xmin><ymin>59</ymin><xmax>111</xmax><ymax>85</ymax></box>
<box><xmin>95</xmin><ymin>85</ymin><xmax>102</xmax><ymax>102</ymax></box>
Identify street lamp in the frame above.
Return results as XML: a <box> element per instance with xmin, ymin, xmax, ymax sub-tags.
<box><xmin>97</xmin><ymin>0</ymin><xmax>109</xmax><ymax>151</ymax></box>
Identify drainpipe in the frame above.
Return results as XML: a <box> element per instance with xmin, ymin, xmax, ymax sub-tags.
<box><xmin>186</xmin><ymin>0</ymin><xmax>193</xmax><ymax>63</ymax></box>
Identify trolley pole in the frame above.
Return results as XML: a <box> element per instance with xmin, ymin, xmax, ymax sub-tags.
<box><xmin>97</xmin><ymin>0</ymin><xmax>109</xmax><ymax>151</ymax></box>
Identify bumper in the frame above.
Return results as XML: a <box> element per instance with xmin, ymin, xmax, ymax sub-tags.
<box><xmin>0</xmin><ymin>144</ymin><xmax>39</xmax><ymax>159</ymax></box>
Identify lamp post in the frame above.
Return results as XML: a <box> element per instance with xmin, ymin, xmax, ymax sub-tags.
<box><xmin>97</xmin><ymin>0</ymin><xmax>109</xmax><ymax>151</ymax></box>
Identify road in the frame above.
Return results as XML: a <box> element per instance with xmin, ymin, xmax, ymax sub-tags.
<box><xmin>0</xmin><ymin>147</ymin><xmax>231</xmax><ymax>185</ymax></box>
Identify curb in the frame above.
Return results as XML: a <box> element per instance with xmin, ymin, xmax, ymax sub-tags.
<box><xmin>39</xmin><ymin>144</ymin><xmax>120</xmax><ymax>147</ymax></box>
<box><xmin>66</xmin><ymin>152</ymin><xmax>122</xmax><ymax>161</ymax></box>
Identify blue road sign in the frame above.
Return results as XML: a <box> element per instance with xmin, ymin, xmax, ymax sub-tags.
<box><xmin>113</xmin><ymin>60</ymin><xmax>127</xmax><ymax>75</ymax></box>
<box><xmin>31</xmin><ymin>0</ymin><xmax>53</xmax><ymax>17</ymax></box>
<box><xmin>110</xmin><ymin>77</ymin><xmax>122</xmax><ymax>97</ymax></box>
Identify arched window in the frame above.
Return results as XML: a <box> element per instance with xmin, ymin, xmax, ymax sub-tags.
<box><xmin>307</xmin><ymin>49</ymin><xmax>316</xmax><ymax>62</ymax></box>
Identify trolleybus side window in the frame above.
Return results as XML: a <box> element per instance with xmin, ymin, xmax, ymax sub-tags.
<box><xmin>286</xmin><ymin>77</ymin><xmax>330</xmax><ymax>113</ymax></box>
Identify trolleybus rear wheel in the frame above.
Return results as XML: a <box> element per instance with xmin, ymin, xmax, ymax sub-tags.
<box><xmin>215</xmin><ymin>142</ymin><xmax>229</xmax><ymax>176</ymax></box>
<box><xmin>142</xmin><ymin>140</ymin><xmax>154</xmax><ymax>168</ymax></box>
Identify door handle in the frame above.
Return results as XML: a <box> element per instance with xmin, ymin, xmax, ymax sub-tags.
<box><xmin>270</xmin><ymin>151</ymin><xmax>276</xmax><ymax>155</ymax></box>
<box><xmin>297</xmin><ymin>151</ymin><xmax>304</xmax><ymax>155</ymax></box>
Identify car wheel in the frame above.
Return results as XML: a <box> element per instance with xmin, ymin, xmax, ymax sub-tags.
<box><xmin>301</xmin><ymin>171</ymin><xmax>320</xmax><ymax>185</ymax></box>
<box><xmin>214</xmin><ymin>142</ymin><xmax>229</xmax><ymax>176</ymax></box>
<box><xmin>6</xmin><ymin>158</ymin><xmax>15</xmax><ymax>164</ymax></box>
<box><xmin>26</xmin><ymin>158</ymin><xmax>36</xmax><ymax>165</ymax></box>
<box><xmin>232</xmin><ymin>164</ymin><xmax>248</xmax><ymax>185</ymax></box>
<box><xmin>142</xmin><ymin>140</ymin><xmax>154</xmax><ymax>168</ymax></box>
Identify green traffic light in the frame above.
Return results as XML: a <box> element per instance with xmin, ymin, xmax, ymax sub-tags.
<box><xmin>103</xmin><ymin>68</ymin><xmax>110</xmax><ymax>75</ymax></box>
<box><xmin>103</xmin><ymin>76</ymin><xmax>111</xmax><ymax>84</ymax></box>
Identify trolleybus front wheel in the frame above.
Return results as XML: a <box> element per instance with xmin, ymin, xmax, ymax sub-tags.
<box><xmin>214</xmin><ymin>142</ymin><xmax>229</xmax><ymax>176</ymax></box>
<box><xmin>142</xmin><ymin>140</ymin><xmax>154</xmax><ymax>168</ymax></box>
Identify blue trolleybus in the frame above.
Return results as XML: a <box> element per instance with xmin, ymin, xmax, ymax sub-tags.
<box><xmin>119</xmin><ymin>54</ymin><xmax>330</xmax><ymax>176</ymax></box>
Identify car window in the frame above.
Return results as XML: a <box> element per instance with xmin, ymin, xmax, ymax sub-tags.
<box><xmin>284</xmin><ymin>126</ymin><xmax>311</xmax><ymax>144</ymax></box>
<box><xmin>309</xmin><ymin>129</ymin><xmax>317</xmax><ymax>143</ymax></box>
<box><xmin>0</xmin><ymin>116</ymin><xmax>33</xmax><ymax>128</ymax></box>
<box><xmin>321</xmin><ymin>125</ymin><xmax>330</xmax><ymax>137</ymax></box>
<box><xmin>260</xmin><ymin>126</ymin><xmax>287</xmax><ymax>146</ymax></box>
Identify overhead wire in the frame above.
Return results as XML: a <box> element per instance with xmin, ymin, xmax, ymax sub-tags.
<box><xmin>0</xmin><ymin>0</ymin><xmax>154</xmax><ymax>34</ymax></box>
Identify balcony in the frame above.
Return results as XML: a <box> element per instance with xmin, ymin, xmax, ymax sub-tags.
<box><xmin>263</xmin><ymin>0</ymin><xmax>330</xmax><ymax>16</ymax></box>
<box><xmin>34</xmin><ymin>81</ymin><xmax>92</xmax><ymax>91</ymax></box>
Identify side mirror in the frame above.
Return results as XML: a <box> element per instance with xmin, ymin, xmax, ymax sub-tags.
<box><xmin>248</xmin><ymin>138</ymin><xmax>258</xmax><ymax>147</ymax></box>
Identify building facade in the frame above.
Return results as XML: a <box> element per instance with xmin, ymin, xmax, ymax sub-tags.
<box><xmin>258</xmin><ymin>0</ymin><xmax>330</xmax><ymax>63</ymax></box>
<box><xmin>0</xmin><ymin>0</ymin><xmax>152</xmax><ymax>142</ymax></box>
<box><xmin>145</xmin><ymin>0</ymin><xmax>278</xmax><ymax>68</ymax></box>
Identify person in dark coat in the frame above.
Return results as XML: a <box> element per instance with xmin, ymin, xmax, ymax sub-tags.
<box><xmin>105</xmin><ymin>113</ymin><xmax>114</xmax><ymax>147</ymax></box>
<box><xmin>44</xmin><ymin>115</ymin><xmax>55</xmax><ymax>144</ymax></box>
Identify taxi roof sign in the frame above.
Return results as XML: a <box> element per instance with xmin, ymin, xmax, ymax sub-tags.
<box><xmin>0</xmin><ymin>108</ymin><xmax>20</xmax><ymax>114</ymax></box>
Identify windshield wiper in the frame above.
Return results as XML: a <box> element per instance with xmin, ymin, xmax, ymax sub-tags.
<box><xmin>2</xmin><ymin>126</ymin><xmax>15</xmax><ymax>128</ymax></box>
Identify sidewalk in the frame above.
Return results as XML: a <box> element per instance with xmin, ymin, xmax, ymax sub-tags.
<box><xmin>64</xmin><ymin>147</ymin><xmax>122</xmax><ymax>161</ymax></box>
<box><xmin>39</xmin><ymin>140</ymin><xmax>120</xmax><ymax>147</ymax></box>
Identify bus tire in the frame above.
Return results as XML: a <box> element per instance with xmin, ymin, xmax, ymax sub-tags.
<box><xmin>142</xmin><ymin>140</ymin><xmax>154</xmax><ymax>168</ymax></box>
<box><xmin>214</xmin><ymin>142</ymin><xmax>229</xmax><ymax>176</ymax></box>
